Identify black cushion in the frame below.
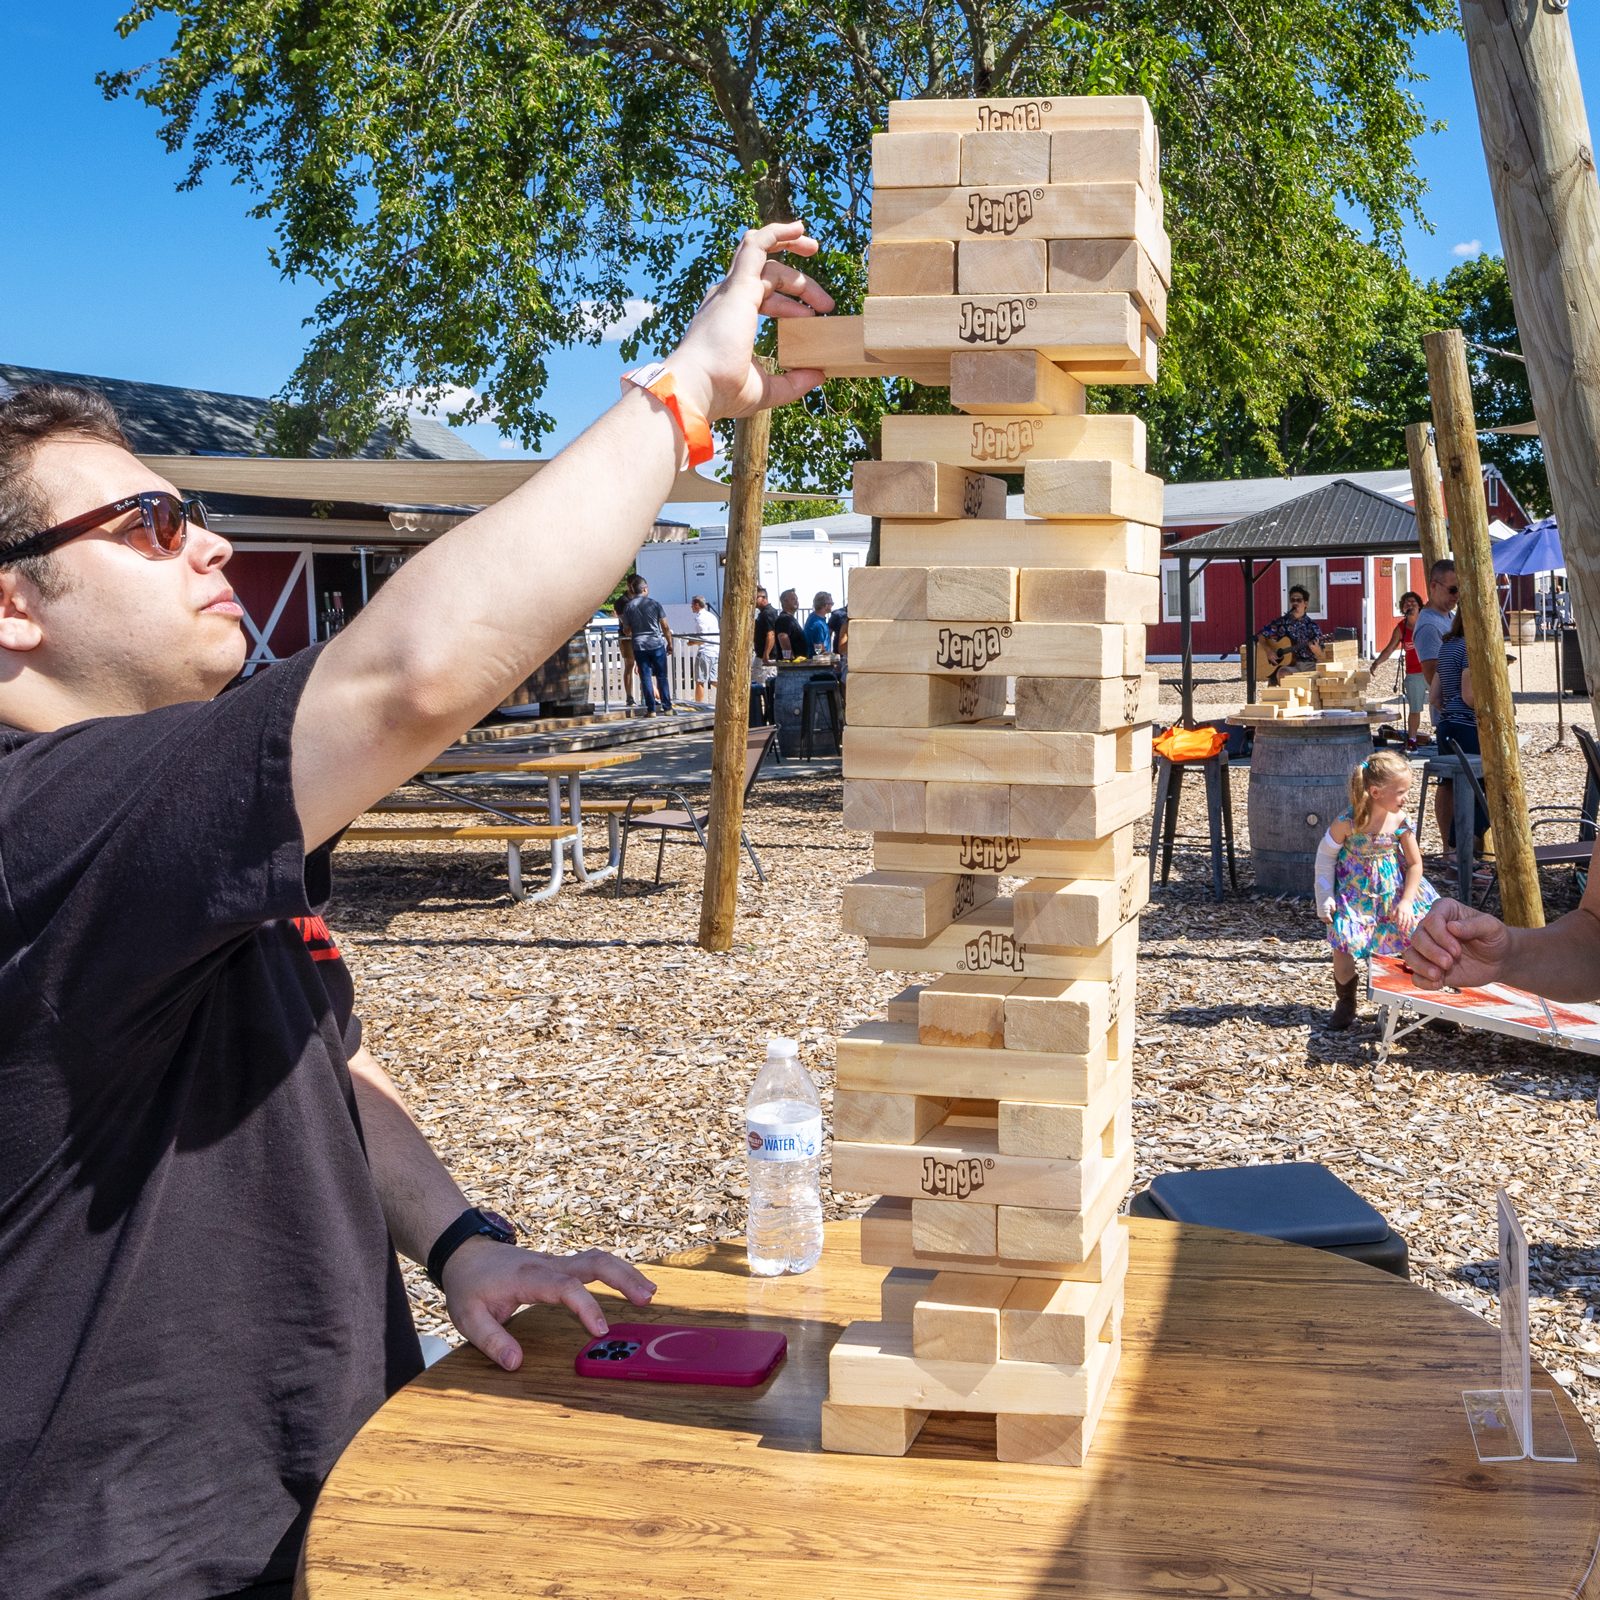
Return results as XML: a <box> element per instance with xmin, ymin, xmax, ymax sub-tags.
<box><xmin>1145</xmin><ymin>1162</ymin><xmax>1390</xmax><ymax>1247</ymax></box>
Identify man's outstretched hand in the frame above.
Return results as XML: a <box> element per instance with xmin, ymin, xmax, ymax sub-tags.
<box><xmin>442</xmin><ymin>1241</ymin><xmax>657</xmax><ymax>1372</ymax></box>
<box><xmin>1406</xmin><ymin>897</ymin><xmax>1512</xmax><ymax>991</ymax></box>
<box><xmin>669</xmin><ymin>220</ymin><xmax>834</xmax><ymax>422</ymax></box>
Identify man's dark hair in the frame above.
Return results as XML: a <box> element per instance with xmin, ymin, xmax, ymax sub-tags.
<box><xmin>0</xmin><ymin>384</ymin><xmax>130</xmax><ymax>598</ymax></box>
<box><xmin>1289</xmin><ymin>585</ymin><xmax>1310</xmax><ymax>602</ymax></box>
<box><xmin>1429</xmin><ymin>558</ymin><xmax>1458</xmax><ymax>585</ymax></box>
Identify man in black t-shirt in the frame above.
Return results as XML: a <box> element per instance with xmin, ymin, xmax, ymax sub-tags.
<box><xmin>771</xmin><ymin>587</ymin><xmax>812</xmax><ymax>661</ymax></box>
<box><xmin>0</xmin><ymin>222</ymin><xmax>832</xmax><ymax>1598</ymax></box>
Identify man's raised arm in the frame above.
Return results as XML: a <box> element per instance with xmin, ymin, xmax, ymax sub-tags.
<box><xmin>291</xmin><ymin>223</ymin><xmax>830</xmax><ymax>848</ymax></box>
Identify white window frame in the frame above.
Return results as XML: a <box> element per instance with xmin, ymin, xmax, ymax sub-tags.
<box><xmin>1160</xmin><ymin>559</ymin><xmax>1206</xmax><ymax>624</ymax></box>
<box><xmin>1281</xmin><ymin>559</ymin><xmax>1328</xmax><ymax>621</ymax></box>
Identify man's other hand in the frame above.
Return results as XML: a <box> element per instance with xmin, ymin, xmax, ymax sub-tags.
<box><xmin>443</xmin><ymin>1241</ymin><xmax>657</xmax><ymax>1371</ymax></box>
<box><xmin>1407</xmin><ymin>897</ymin><xmax>1511</xmax><ymax>991</ymax></box>
<box><xmin>669</xmin><ymin>221</ymin><xmax>835</xmax><ymax>422</ymax></box>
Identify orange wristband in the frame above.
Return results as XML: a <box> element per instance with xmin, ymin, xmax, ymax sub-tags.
<box><xmin>621</xmin><ymin>363</ymin><xmax>714</xmax><ymax>468</ymax></box>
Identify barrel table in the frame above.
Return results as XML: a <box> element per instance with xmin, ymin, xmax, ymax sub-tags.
<box><xmin>1245</xmin><ymin>716</ymin><xmax>1379</xmax><ymax>895</ymax></box>
<box><xmin>772</xmin><ymin>660</ymin><xmax>841</xmax><ymax>758</ymax></box>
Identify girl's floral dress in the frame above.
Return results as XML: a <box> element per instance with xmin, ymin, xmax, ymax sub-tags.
<box><xmin>1329</xmin><ymin>808</ymin><xmax>1438</xmax><ymax>958</ymax></box>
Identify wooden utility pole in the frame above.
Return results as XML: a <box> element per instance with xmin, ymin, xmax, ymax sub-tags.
<box><xmin>699</xmin><ymin>405</ymin><xmax>772</xmax><ymax>950</ymax></box>
<box><xmin>1424</xmin><ymin>328</ymin><xmax>1544</xmax><ymax>929</ymax></box>
<box><xmin>1404</xmin><ymin>422</ymin><xmax>1450</xmax><ymax>576</ymax></box>
<box><xmin>1460</xmin><ymin>0</ymin><xmax>1600</xmax><ymax>720</ymax></box>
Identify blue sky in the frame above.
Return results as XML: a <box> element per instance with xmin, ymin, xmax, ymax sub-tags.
<box><xmin>3</xmin><ymin>2</ymin><xmax>1596</xmax><ymax>506</ymax></box>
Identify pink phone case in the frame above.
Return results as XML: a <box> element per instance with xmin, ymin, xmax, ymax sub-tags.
<box><xmin>574</xmin><ymin>1323</ymin><xmax>787</xmax><ymax>1387</ymax></box>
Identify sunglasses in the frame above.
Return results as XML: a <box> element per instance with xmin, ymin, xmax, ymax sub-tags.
<box><xmin>1</xmin><ymin>490</ymin><xmax>209</xmax><ymax>568</ymax></box>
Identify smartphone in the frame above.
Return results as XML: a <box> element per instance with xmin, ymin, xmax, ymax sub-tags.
<box><xmin>574</xmin><ymin>1323</ymin><xmax>787</xmax><ymax>1387</ymax></box>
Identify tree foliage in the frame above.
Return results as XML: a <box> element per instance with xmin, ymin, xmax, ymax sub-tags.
<box><xmin>103</xmin><ymin>0</ymin><xmax>1455</xmax><ymax>486</ymax></box>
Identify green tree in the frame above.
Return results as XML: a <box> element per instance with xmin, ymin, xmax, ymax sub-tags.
<box><xmin>103</xmin><ymin>0</ymin><xmax>1455</xmax><ymax>488</ymax></box>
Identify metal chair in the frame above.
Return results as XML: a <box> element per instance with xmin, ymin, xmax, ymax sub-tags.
<box><xmin>1148</xmin><ymin>746</ymin><xmax>1238</xmax><ymax>900</ymax></box>
<box><xmin>799</xmin><ymin>676</ymin><xmax>844</xmax><ymax>758</ymax></box>
<box><xmin>613</xmin><ymin>725</ymin><xmax>775</xmax><ymax>894</ymax></box>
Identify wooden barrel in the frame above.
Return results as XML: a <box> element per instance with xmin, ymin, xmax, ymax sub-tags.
<box><xmin>1509</xmin><ymin>610</ymin><xmax>1538</xmax><ymax>645</ymax></box>
<box><xmin>499</xmin><ymin>630</ymin><xmax>594</xmax><ymax>716</ymax></box>
<box><xmin>1247</xmin><ymin>721</ymin><xmax>1373</xmax><ymax>895</ymax></box>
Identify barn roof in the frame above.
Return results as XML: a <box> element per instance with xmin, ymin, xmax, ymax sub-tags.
<box><xmin>1167</xmin><ymin>477</ymin><xmax>1420</xmax><ymax>560</ymax></box>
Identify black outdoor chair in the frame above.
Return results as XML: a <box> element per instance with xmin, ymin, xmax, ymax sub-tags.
<box><xmin>613</xmin><ymin>724</ymin><xmax>776</xmax><ymax>894</ymax></box>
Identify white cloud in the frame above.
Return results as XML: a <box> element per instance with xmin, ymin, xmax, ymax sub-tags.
<box><xmin>497</xmin><ymin>438</ymin><xmax>519</xmax><ymax>452</ymax></box>
<box><xmin>577</xmin><ymin>297</ymin><xmax>657</xmax><ymax>342</ymax></box>
<box><xmin>1452</xmin><ymin>239</ymin><xmax>1483</xmax><ymax>258</ymax></box>
<box><xmin>386</xmin><ymin>383</ymin><xmax>498</xmax><ymax>422</ymax></box>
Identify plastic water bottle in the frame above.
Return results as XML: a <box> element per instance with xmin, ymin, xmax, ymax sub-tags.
<box><xmin>744</xmin><ymin>1037</ymin><xmax>824</xmax><ymax>1275</ymax></box>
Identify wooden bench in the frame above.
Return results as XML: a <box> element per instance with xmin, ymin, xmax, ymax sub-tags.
<box><xmin>370</xmin><ymin>798</ymin><xmax>666</xmax><ymax>816</ymax></box>
<box><xmin>339</xmin><ymin>822</ymin><xmax>579</xmax><ymax>903</ymax></box>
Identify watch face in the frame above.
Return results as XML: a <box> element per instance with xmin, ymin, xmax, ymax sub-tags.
<box><xmin>477</xmin><ymin>1208</ymin><xmax>516</xmax><ymax>1243</ymax></box>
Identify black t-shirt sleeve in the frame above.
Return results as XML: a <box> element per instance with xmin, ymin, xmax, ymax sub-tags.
<box><xmin>0</xmin><ymin>648</ymin><xmax>326</xmax><ymax>1037</ymax></box>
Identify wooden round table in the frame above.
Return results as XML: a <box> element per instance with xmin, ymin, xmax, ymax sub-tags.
<box><xmin>297</xmin><ymin>1220</ymin><xmax>1600</xmax><ymax>1599</ymax></box>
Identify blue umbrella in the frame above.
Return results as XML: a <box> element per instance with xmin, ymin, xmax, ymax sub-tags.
<box><xmin>1492</xmin><ymin>516</ymin><xmax>1563</xmax><ymax>577</ymax></box>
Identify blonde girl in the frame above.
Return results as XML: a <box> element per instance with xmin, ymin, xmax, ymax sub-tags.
<box><xmin>1313</xmin><ymin>750</ymin><xmax>1439</xmax><ymax>1031</ymax></box>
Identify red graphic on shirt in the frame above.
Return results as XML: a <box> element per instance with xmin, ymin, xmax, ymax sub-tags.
<box><xmin>292</xmin><ymin>915</ymin><xmax>343</xmax><ymax>963</ymax></box>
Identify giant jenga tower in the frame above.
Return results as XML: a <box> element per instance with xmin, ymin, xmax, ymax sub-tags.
<box><xmin>777</xmin><ymin>94</ymin><xmax>1166</xmax><ymax>1467</ymax></box>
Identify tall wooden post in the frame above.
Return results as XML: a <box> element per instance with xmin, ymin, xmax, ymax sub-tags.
<box><xmin>1460</xmin><ymin>0</ymin><xmax>1600</xmax><ymax>720</ymax></box>
<box><xmin>1404</xmin><ymin>422</ymin><xmax>1450</xmax><ymax>576</ymax></box>
<box><xmin>1423</xmin><ymin>329</ymin><xmax>1544</xmax><ymax>929</ymax></box>
<box><xmin>699</xmin><ymin>405</ymin><xmax>772</xmax><ymax>950</ymax></box>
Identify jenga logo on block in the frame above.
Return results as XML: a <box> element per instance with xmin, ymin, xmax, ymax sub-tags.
<box><xmin>962</xmin><ymin>930</ymin><xmax>1024</xmax><ymax>972</ymax></box>
<box><xmin>952</xmin><ymin>874</ymin><xmax>981</xmax><ymax>919</ymax></box>
<box><xmin>1108</xmin><ymin>973</ymin><xmax>1124</xmax><ymax>1016</ymax></box>
<box><xmin>1123</xmin><ymin>676</ymin><xmax>1142</xmax><ymax>724</ymax></box>
<box><xmin>971</xmin><ymin>418</ymin><xmax>1042</xmax><ymax>461</ymax></box>
<box><xmin>959</xmin><ymin>836</ymin><xmax>1023</xmax><ymax>872</ymax></box>
<box><xmin>956</xmin><ymin>677</ymin><xmax>985</xmax><ymax>718</ymax></box>
<box><xmin>921</xmin><ymin>1155</ymin><xmax>990</xmax><ymax>1199</ymax></box>
<box><xmin>961</xmin><ymin>477</ymin><xmax>989</xmax><ymax>516</ymax></box>
<box><xmin>976</xmin><ymin>100</ymin><xmax>1050</xmax><ymax>130</ymax></box>
<box><xmin>965</xmin><ymin>190</ymin><xmax>1041</xmax><ymax>236</ymax></box>
<box><xmin>957</xmin><ymin>298</ymin><xmax>1033</xmax><ymax>346</ymax></box>
<box><xmin>936</xmin><ymin>624</ymin><xmax>1010</xmax><ymax>671</ymax></box>
<box><xmin>1119</xmin><ymin>872</ymin><xmax>1139</xmax><ymax>923</ymax></box>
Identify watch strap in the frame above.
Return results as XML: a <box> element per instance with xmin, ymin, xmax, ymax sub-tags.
<box><xmin>426</xmin><ymin>1206</ymin><xmax>515</xmax><ymax>1290</ymax></box>
<box><xmin>622</xmin><ymin>363</ymin><xmax>714</xmax><ymax>468</ymax></box>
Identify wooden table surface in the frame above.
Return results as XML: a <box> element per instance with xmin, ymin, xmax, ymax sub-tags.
<box><xmin>298</xmin><ymin>1220</ymin><xmax>1600</xmax><ymax>1599</ymax></box>
<box><xmin>422</xmin><ymin>750</ymin><xmax>642</xmax><ymax>776</ymax></box>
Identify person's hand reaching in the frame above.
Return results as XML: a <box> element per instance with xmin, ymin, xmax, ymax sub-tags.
<box><xmin>1406</xmin><ymin>897</ymin><xmax>1511</xmax><ymax>990</ymax></box>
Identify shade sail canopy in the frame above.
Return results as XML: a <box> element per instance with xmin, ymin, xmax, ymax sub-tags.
<box><xmin>1491</xmin><ymin>516</ymin><xmax>1563</xmax><ymax>577</ymax></box>
<box><xmin>1167</xmin><ymin>477</ymin><xmax>1419</xmax><ymax>561</ymax></box>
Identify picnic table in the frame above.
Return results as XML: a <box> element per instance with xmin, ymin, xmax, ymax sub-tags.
<box><xmin>295</xmin><ymin>1218</ymin><xmax>1600</xmax><ymax>1599</ymax></box>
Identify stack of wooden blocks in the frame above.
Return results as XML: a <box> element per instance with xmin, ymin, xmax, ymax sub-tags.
<box><xmin>1238</xmin><ymin>643</ymin><xmax>1377</xmax><ymax>719</ymax></box>
<box><xmin>777</xmin><ymin>93</ymin><xmax>1167</xmax><ymax>1467</ymax></box>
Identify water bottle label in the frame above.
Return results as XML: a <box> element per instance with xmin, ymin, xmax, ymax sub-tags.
<box><xmin>746</xmin><ymin>1114</ymin><xmax>822</xmax><ymax>1163</ymax></box>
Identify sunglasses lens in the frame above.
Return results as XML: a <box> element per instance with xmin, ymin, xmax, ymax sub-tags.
<box><xmin>138</xmin><ymin>494</ymin><xmax>188</xmax><ymax>556</ymax></box>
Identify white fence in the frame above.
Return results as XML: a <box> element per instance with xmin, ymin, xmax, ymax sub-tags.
<box><xmin>584</xmin><ymin>628</ymin><xmax>722</xmax><ymax>709</ymax></box>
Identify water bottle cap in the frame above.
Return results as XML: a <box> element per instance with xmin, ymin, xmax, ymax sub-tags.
<box><xmin>765</xmin><ymin>1036</ymin><xmax>799</xmax><ymax>1062</ymax></box>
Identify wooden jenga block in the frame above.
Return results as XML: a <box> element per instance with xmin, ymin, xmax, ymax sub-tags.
<box><xmin>1008</xmin><ymin>771</ymin><xmax>1150</xmax><ymax>842</ymax></box>
<box><xmin>844</xmin><ymin>725</ymin><xmax>1122</xmax><ymax>789</ymax></box>
<box><xmin>868</xmin><ymin>239</ymin><xmax>957</xmax><ymax>297</ymax></box>
<box><xmin>863</xmin><ymin>1200</ymin><xmax>1125</xmax><ymax>1283</ymax></box>
<box><xmin>875</xmin><ymin>825</ymin><xmax>1135</xmax><ymax>882</ymax></box>
<box><xmin>957</xmin><ymin>238</ymin><xmax>1048</xmax><ymax>295</ymax></box>
<box><xmin>845</xmin><ymin>672</ymin><xmax>1008</xmax><ymax>729</ymax></box>
<box><xmin>996</xmin><ymin>1142</ymin><xmax>1135</xmax><ymax>1264</ymax></box>
<box><xmin>997</xmin><ymin>1059</ymin><xmax>1132</xmax><ymax>1160</ymax></box>
<box><xmin>1012</xmin><ymin>673</ymin><xmax>1156</xmax><ymax>732</ymax></box>
<box><xmin>1118</xmin><ymin>724</ymin><xmax>1153</xmax><ymax>775</ymax></box>
<box><xmin>820</xmin><ymin>1400</ymin><xmax>929</xmax><ymax>1456</ymax></box>
<box><xmin>836</xmin><ymin>1019</ymin><xmax>1109</xmax><ymax>1103</ymax></box>
<box><xmin>775</xmin><ymin>316</ymin><xmax>951</xmax><ymax>384</ymax></box>
<box><xmin>828</xmin><ymin>1319</ymin><xmax>1097</xmax><ymax>1414</ymax></box>
<box><xmin>1051</xmin><ymin>123</ymin><xmax>1159</xmax><ymax>192</ymax></box>
<box><xmin>911</xmin><ymin>1199</ymin><xmax>997</xmax><ymax>1257</ymax></box>
<box><xmin>848</xmin><ymin>619</ymin><xmax>1142</xmax><ymax>679</ymax></box>
<box><xmin>868</xmin><ymin>901</ymin><xmax>1141</xmax><ymax>981</ymax></box>
<box><xmin>1016</xmin><ymin>568</ymin><xmax>1160</xmax><ymax>625</ymax></box>
<box><xmin>887</xmin><ymin>96</ymin><xmax>1153</xmax><ymax>135</ymax></box>
<box><xmin>863</xmin><ymin>293</ymin><xmax>1141</xmax><ymax>364</ymax></box>
<box><xmin>841</xmin><ymin>870</ymin><xmax>998</xmax><ymax>940</ymax></box>
<box><xmin>961</xmin><ymin>129</ymin><xmax>1052</xmax><ymax>186</ymax></box>
<box><xmin>871</xmin><ymin>129</ymin><xmax>962</xmax><ymax>188</ymax></box>
<box><xmin>999</xmin><ymin>1227</ymin><xmax>1129</xmax><ymax>1362</ymax></box>
<box><xmin>1048</xmin><ymin>238</ymin><xmax>1168</xmax><ymax>332</ymax></box>
<box><xmin>846</xmin><ymin>564</ymin><xmax>929</xmax><ymax>621</ymax></box>
<box><xmin>912</xmin><ymin>1272</ymin><xmax>1017</xmax><ymax>1362</ymax></box>
<box><xmin>924</xmin><ymin>566</ymin><xmax>1019</xmax><ymax>622</ymax></box>
<box><xmin>884</xmin><ymin>985</ymin><xmax>924</xmax><ymax>1024</ymax></box>
<box><xmin>879</xmin><ymin>413</ymin><xmax>1145</xmax><ymax>473</ymax></box>
<box><xmin>994</xmin><ymin>1326</ymin><xmax>1121</xmax><ymax>1464</ymax></box>
<box><xmin>949</xmin><ymin>350</ymin><xmax>1087</xmax><ymax>416</ymax></box>
<box><xmin>835</xmin><ymin>1089</ymin><xmax>954</xmax><ymax>1146</ymax></box>
<box><xmin>924</xmin><ymin>780</ymin><xmax>1013</xmax><ymax>837</ymax></box>
<box><xmin>1003</xmin><ymin>977</ymin><xmax>1112</xmax><ymax>1057</ymax></box>
<box><xmin>853</xmin><ymin>461</ymin><xmax>1009</xmax><ymax>521</ymax></box>
<box><xmin>917</xmin><ymin>972</ymin><xmax>1023</xmax><ymax>1050</ymax></box>
<box><xmin>879</xmin><ymin>1266</ymin><xmax>940</xmax><ymax>1323</ymax></box>
<box><xmin>1022</xmin><ymin>459</ymin><xmax>1164</xmax><ymax>524</ymax></box>
<box><xmin>1011</xmin><ymin>864</ymin><xmax>1149</xmax><ymax>949</ymax></box>
<box><xmin>841</xmin><ymin>777</ymin><xmax>927</xmax><ymax>834</ymax></box>
<box><xmin>878</xmin><ymin>519</ymin><xmax>1161</xmax><ymax>574</ymax></box>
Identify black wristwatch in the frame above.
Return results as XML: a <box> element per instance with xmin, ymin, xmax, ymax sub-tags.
<box><xmin>426</xmin><ymin>1206</ymin><xmax>517</xmax><ymax>1289</ymax></box>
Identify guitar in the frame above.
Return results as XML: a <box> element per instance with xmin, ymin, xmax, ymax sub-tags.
<box><xmin>1253</xmin><ymin>634</ymin><xmax>1296</xmax><ymax>680</ymax></box>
